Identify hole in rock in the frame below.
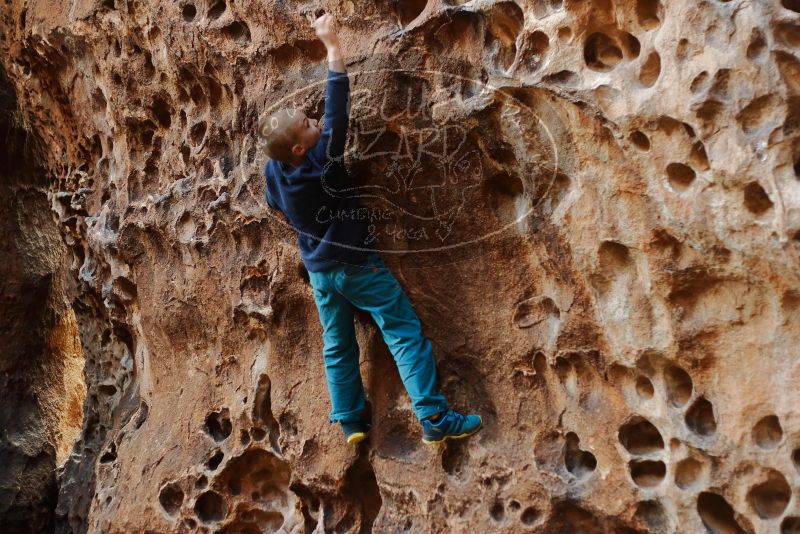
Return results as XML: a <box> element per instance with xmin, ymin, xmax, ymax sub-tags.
<box><xmin>676</xmin><ymin>38</ymin><xmax>690</xmax><ymax>61</ymax></box>
<box><xmin>442</xmin><ymin>439</ymin><xmax>470</xmax><ymax>477</ymax></box>
<box><xmin>521</xmin><ymin>506</ymin><xmax>540</xmax><ymax>525</ymax></box>
<box><xmin>208</xmin><ymin>0</ymin><xmax>226</xmax><ymax>20</ymax></box>
<box><xmin>629</xmin><ymin>460</ymin><xmax>666</xmax><ymax>487</ymax></box>
<box><xmin>622</xmin><ymin>32</ymin><xmax>641</xmax><ymax>57</ymax></box>
<box><xmin>195</xmin><ymin>491</ymin><xmax>227</xmax><ymax>523</ymax></box>
<box><xmin>782</xmin><ymin>0</ymin><xmax>800</xmax><ymax>13</ymax></box>
<box><xmin>636</xmin><ymin>375</ymin><xmax>654</xmax><ymax>399</ymax></box>
<box><xmin>636</xmin><ymin>0</ymin><xmax>661</xmax><ymax>29</ymax></box>
<box><xmin>665</xmin><ymin>162</ymin><xmax>695</xmax><ymax>191</ymax></box>
<box><xmin>100</xmin><ymin>443</ymin><xmax>117</xmax><ymax>463</ymax></box>
<box><xmin>207</xmin><ymin>450</ymin><xmax>224</xmax><ymax>470</ymax></box>
<box><xmin>222</xmin><ymin>21</ymin><xmax>251</xmax><ymax>43</ymax></box>
<box><xmin>737</xmin><ymin>94</ymin><xmax>780</xmax><ymax>134</ymax></box>
<box><xmin>775</xmin><ymin>22</ymin><xmax>800</xmax><ymax>48</ymax></box>
<box><xmin>490</xmin><ymin>501</ymin><xmax>505</xmax><ymax>522</ymax></box>
<box><xmin>513</xmin><ymin>296</ymin><xmax>559</xmax><ymax>329</ymax></box>
<box><xmin>543</xmin><ymin>70</ymin><xmax>578</xmax><ymax>85</ymax></box>
<box><xmin>204</xmin><ymin>410</ymin><xmax>232</xmax><ymax>441</ymax></box>
<box><xmin>564</xmin><ymin>432</ymin><xmax>597</xmax><ymax>479</ymax></box>
<box><xmin>195</xmin><ymin>474</ymin><xmax>208</xmax><ymax>489</ymax></box>
<box><xmin>489</xmin><ymin>170</ymin><xmax>524</xmax><ymax>196</ymax></box>
<box><xmin>663</xmin><ymin>365</ymin><xmax>692</xmax><ymax>407</ymax></box>
<box><xmin>747</xmin><ymin>470</ymin><xmax>791</xmax><ymax>519</ymax></box>
<box><xmin>159</xmin><ymin>483</ymin><xmax>184</xmax><ymax>516</ymax></box>
<box><xmin>675</xmin><ymin>457</ymin><xmax>703</xmax><ymax>490</ymax></box>
<box><xmin>180</xmin><ymin>145</ymin><xmax>191</xmax><ymax>165</ymax></box>
<box><xmin>182</xmin><ymin>3</ymin><xmax>197</xmax><ymax>22</ymax></box>
<box><xmin>783</xmin><ymin>517</ymin><xmax>800</xmax><ymax>533</ymax></box>
<box><xmin>690</xmin><ymin>71</ymin><xmax>709</xmax><ymax>94</ymax></box>
<box><xmin>190</xmin><ymin>83</ymin><xmax>206</xmax><ymax>105</ymax></box>
<box><xmin>342</xmin><ymin>453</ymin><xmax>382</xmax><ymax>532</ymax></box>
<box><xmin>253</xmin><ymin>374</ymin><xmax>281</xmax><ymax>451</ymax></box>
<box><xmin>685</xmin><ymin>397</ymin><xmax>716</xmax><ymax>437</ymax></box>
<box><xmin>598</xmin><ymin>240</ymin><xmax>631</xmax><ymax>270</ymax></box>
<box><xmin>250</xmin><ymin>427</ymin><xmax>267</xmax><ymax>441</ymax></box>
<box><xmin>793</xmin><ymin>448</ymin><xmax>800</xmax><ymax>472</ymax></box>
<box><xmin>629</xmin><ymin>130</ymin><xmax>650</xmax><ymax>150</ymax></box>
<box><xmin>433</xmin><ymin>11</ymin><xmax>484</xmax><ymax>55</ymax></box>
<box><xmin>635</xmin><ymin>500</ymin><xmax>670</xmax><ymax>532</ymax></box>
<box><xmin>143</xmin><ymin>51</ymin><xmax>155</xmax><ymax>78</ymax></box>
<box><xmin>593</xmin><ymin>240</ymin><xmax>632</xmax><ymax>292</ymax></box>
<box><xmin>190</xmin><ymin>121</ymin><xmax>207</xmax><ymax>145</ymax></box>
<box><xmin>554</xmin><ymin>357</ymin><xmax>577</xmax><ymax>397</ymax></box>
<box><xmin>695</xmin><ymin>99</ymin><xmax>724</xmax><ymax>123</ymax></box>
<box><xmin>557</xmin><ymin>27</ymin><xmax>572</xmax><ymax>42</ymax></box>
<box><xmin>509</xmin><ymin>500</ymin><xmax>520</xmax><ymax>511</ymax></box>
<box><xmin>526</xmin><ymin>30</ymin><xmax>550</xmax><ymax>68</ymax></box>
<box><xmin>584</xmin><ymin>32</ymin><xmax>623</xmax><ymax>71</ymax></box>
<box><xmin>709</xmin><ymin>68</ymin><xmax>731</xmax><ymax>101</ymax></box>
<box><xmin>690</xmin><ymin>141</ymin><xmax>709</xmax><ymax>170</ymax></box>
<box><xmin>639</xmin><ymin>52</ymin><xmax>661</xmax><ymax>87</ymax></box>
<box><xmin>775</xmin><ymin>51</ymin><xmax>800</xmax><ymax>94</ymax></box>
<box><xmin>697</xmin><ymin>493</ymin><xmax>746</xmax><ymax>534</ymax></box>
<box><xmin>743</xmin><ymin>182</ymin><xmax>773</xmax><ymax>215</ymax></box>
<box><xmin>618</xmin><ymin>417</ymin><xmax>664</xmax><ymax>454</ymax></box>
<box><xmin>752</xmin><ymin>415</ymin><xmax>782</xmax><ymax>449</ymax></box>
<box><xmin>98</xmin><ymin>383</ymin><xmax>117</xmax><ymax>396</ymax></box>
<box><xmin>206</xmin><ymin>77</ymin><xmax>223</xmax><ymax>107</ymax></box>
<box><xmin>530</xmin><ymin>0</ymin><xmax>564</xmax><ymax>17</ymax></box>
<box><xmin>394</xmin><ymin>0</ymin><xmax>427</xmax><ymax>27</ymax></box>
<box><xmin>484</xmin><ymin>1</ymin><xmax>525</xmax><ymax>72</ymax></box>
<box><xmin>91</xmin><ymin>88</ymin><xmax>107</xmax><ymax>112</ymax></box>
<box><xmin>151</xmin><ymin>96</ymin><xmax>172</xmax><ymax>129</ymax></box>
<box><xmin>747</xmin><ymin>29</ymin><xmax>766</xmax><ymax>59</ymax></box>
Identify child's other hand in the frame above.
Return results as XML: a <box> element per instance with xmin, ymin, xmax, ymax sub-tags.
<box><xmin>314</xmin><ymin>13</ymin><xmax>339</xmax><ymax>49</ymax></box>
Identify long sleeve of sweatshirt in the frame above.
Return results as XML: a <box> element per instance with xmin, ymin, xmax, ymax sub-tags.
<box><xmin>310</xmin><ymin>69</ymin><xmax>350</xmax><ymax>163</ymax></box>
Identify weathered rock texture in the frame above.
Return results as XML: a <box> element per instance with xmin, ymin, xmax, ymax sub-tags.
<box><xmin>1</xmin><ymin>0</ymin><xmax>799</xmax><ymax>532</ymax></box>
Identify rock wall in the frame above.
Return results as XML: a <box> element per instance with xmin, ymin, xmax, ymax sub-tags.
<box><xmin>0</xmin><ymin>0</ymin><xmax>799</xmax><ymax>532</ymax></box>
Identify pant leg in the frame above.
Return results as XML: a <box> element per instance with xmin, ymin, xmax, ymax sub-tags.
<box><xmin>308</xmin><ymin>269</ymin><xmax>367</xmax><ymax>424</ymax></box>
<box><xmin>336</xmin><ymin>255</ymin><xmax>449</xmax><ymax>421</ymax></box>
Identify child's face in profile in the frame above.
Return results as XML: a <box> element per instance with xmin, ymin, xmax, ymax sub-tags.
<box><xmin>289</xmin><ymin>109</ymin><xmax>321</xmax><ymax>155</ymax></box>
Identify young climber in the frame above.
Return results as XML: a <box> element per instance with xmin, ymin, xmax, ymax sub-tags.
<box><xmin>257</xmin><ymin>13</ymin><xmax>482</xmax><ymax>445</ymax></box>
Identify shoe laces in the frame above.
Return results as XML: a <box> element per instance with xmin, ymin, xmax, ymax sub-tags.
<box><xmin>443</xmin><ymin>409</ymin><xmax>464</xmax><ymax>426</ymax></box>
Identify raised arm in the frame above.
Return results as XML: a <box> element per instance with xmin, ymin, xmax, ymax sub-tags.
<box><xmin>311</xmin><ymin>14</ymin><xmax>350</xmax><ymax>162</ymax></box>
<box><xmin>315</xmin><ymin>13</ymin><xmax>344</xmax><ymax>74</ymax></box>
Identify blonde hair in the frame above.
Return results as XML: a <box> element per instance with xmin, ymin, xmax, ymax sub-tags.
<box><xmin>256</xmin><ymin>108</ymin><xmax>299</xmax><ymax>163</ymax></box>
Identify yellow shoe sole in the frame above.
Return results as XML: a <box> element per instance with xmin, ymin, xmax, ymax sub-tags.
<box><xmin>422</xmin><ymin>418</ymin><xmax>483</xmax><ymax>445</ymax></box>
<box><xmin>346</xmin><ymin>432</ymin><xmax>368</xmax><ymax>445</ymax></box>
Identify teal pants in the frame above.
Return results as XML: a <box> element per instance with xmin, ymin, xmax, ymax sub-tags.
<box><xmin>308</xmin><ymin>251</ymin><xmax>449</xmax><ymax>423</ymax></box>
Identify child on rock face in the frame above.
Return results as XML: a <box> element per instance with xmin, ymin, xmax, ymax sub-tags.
<box><xmin>257</xmin><ymin>13</ymin><xmax>482</xmax><ymax>445</ymax></box>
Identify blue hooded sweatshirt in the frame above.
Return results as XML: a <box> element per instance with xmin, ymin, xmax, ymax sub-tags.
<box><xmin>264</xmin><ymin>69</ymin><xmax>376</xmax><ymax>272</ymax></box>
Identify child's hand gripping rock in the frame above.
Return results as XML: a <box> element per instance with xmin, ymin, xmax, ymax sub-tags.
<box><xmin>313</xmin><ymin>13</ymin><xmax>345</xmax><ymax>73</ymax></box>
<box><xmin>313</xmin><ymin>13</ymin><xmax>339</xmax><ymax>49</ymax></box>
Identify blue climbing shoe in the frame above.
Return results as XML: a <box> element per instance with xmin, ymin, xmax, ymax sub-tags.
<box><xmin>421</xmin><ymin>409</ymin><xmax>483</xmax><ymax>444</ymax></box>
<box><xmin>341</xmin><ymin>419</ymin><xmax>370</xmax><ymax>445</ymax></box>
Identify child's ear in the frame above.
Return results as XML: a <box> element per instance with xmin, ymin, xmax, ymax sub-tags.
<box><xmin>291</xmin><ymin>143</ymin><xmax>305</xmax><ymax>156</ymax></box>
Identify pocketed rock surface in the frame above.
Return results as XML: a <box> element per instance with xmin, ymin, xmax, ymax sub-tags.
<box><xmin>1</xmin><ymin>0</ymin><xmax>799</xmax><ymax>532</ymax></box>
